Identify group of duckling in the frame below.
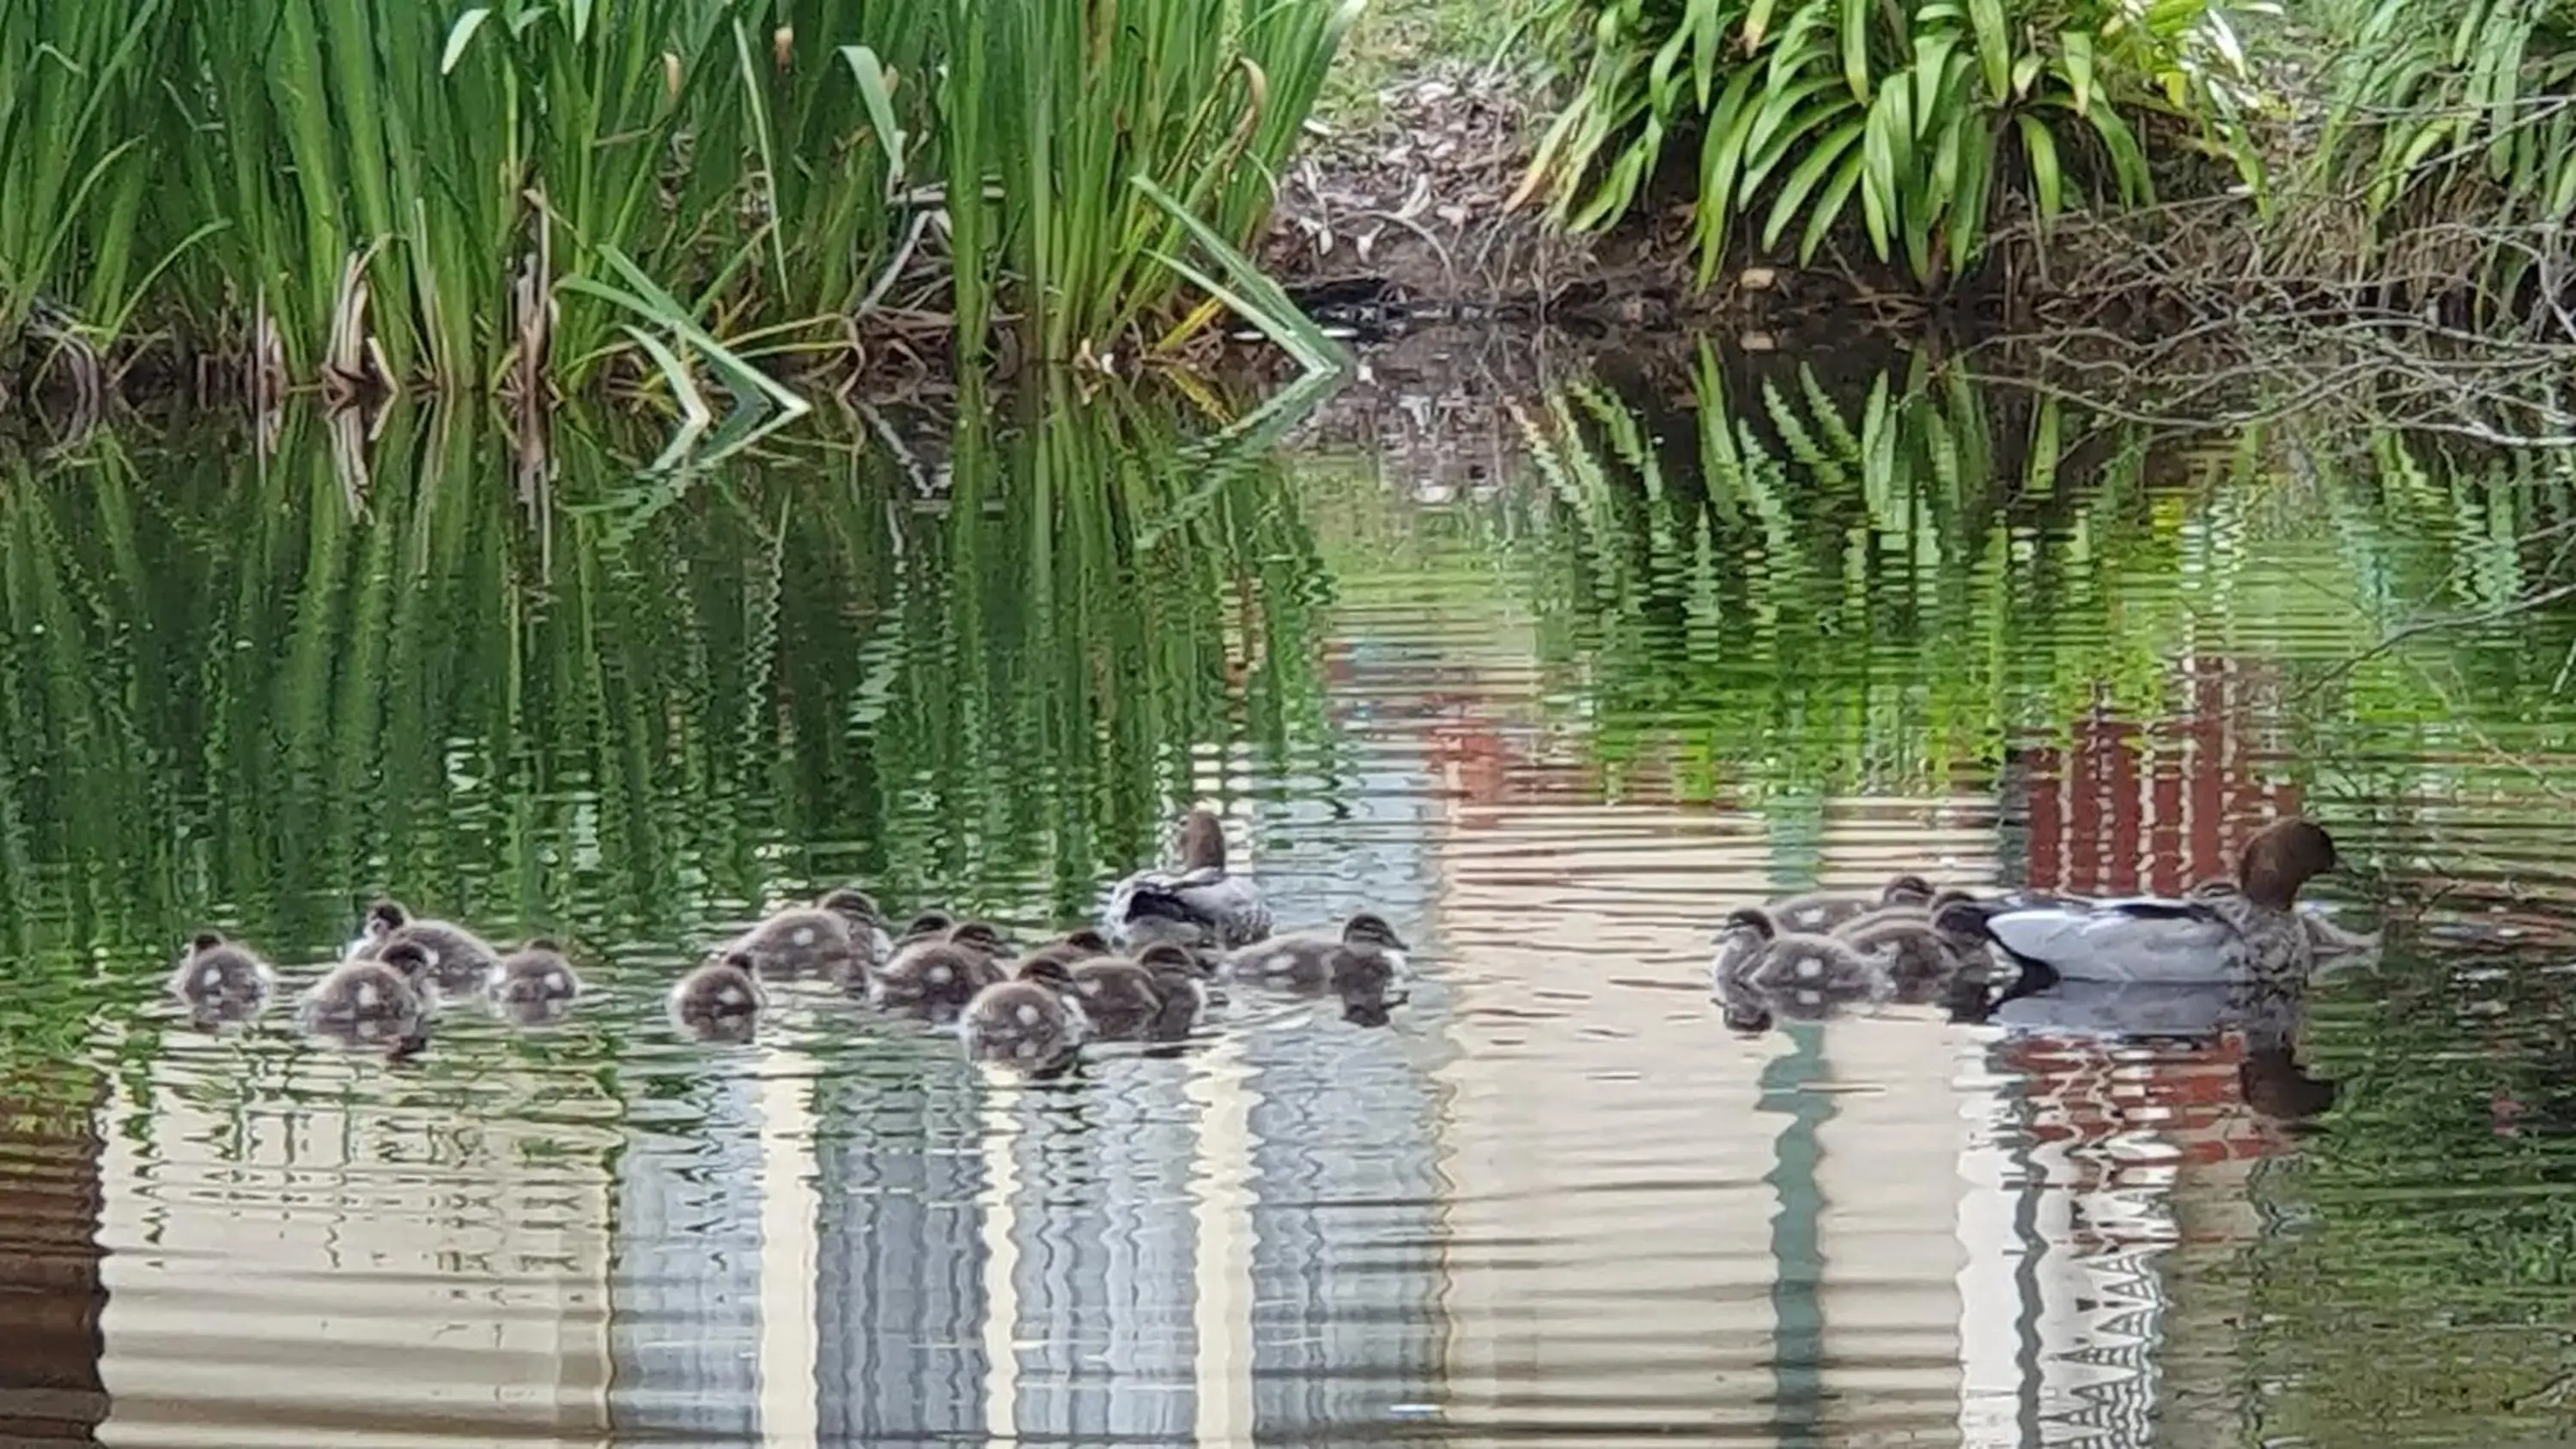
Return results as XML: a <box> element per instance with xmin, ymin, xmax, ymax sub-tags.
<box><xmin>170</xmin><ymin>898</ymin><xmax>584</xmax><ymax>1050</ymax></box>
<box><xmin>167</xmin><ymin>808</ymin><xmax>1414</xmax><ymax>1071</ymax></box>
<box><xmin>1712</xmin><ymin>817</ymin><xmax>2379</xmax><ymax>1031</ymax></box>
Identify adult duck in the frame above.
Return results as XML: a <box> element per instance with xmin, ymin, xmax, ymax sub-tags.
<box><xmin>1940</xmin><ymin>818</ymin><xmax>2342</xmax><ymax>985</ymax></box>
<box><xmin>1102</xmin><ymin>809</ymin><xmax>1272</xmax><ymax>952</ymax></box>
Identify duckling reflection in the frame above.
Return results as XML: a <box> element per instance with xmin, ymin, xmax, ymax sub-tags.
<box><xmin>167</xmin><ymin>931</ymin><xmax>276</xmax><ymax>1024</ymax></box>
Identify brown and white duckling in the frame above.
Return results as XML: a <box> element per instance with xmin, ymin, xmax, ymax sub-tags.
<box><xmin>1069</xmin><ymin>944</ymin><xmax>1209</xmax><ymax>1040</ymax></box>
<box><xmin>489</xmin><ymin>939</ymin><xmax>582</xmax><ymax>1022</ymax></box>
<box><xmin>1834</xmin><ymin>890</ymin><xmax>1989</xmax><ymax>998</ymax></box>
<box><xmin>670</xmin><ymin>950</ymin><xmax>768</xmax><ymax>1041</ymax></box>
<box><xmin>870</xmin><ymin>937</ymin><xmax>1006</xmax><ymax>1016</ymax></box>
<box><xmin>302</xmin><ymin>937</ymin><xmax>434</xmax><ymax>1037</ymax></box>
<box><xmin>1221</xmin><ymin>912</ymin><xmax>1410</xmax><ymax>991</ymax></box>
<box><xmin>958</xmin><ymin>959</ymin><xmax>1088</xmax><ymax>1068</ymax></box>
<box><xmin>167</xmin><ymin>931</ymin><xmax>276</xmax><ymax>1020</ymax></box>
<box><xmin>726</xmin><ymin>887</ymin><xmax>892</xmax><ymax>987</ymax></box>
<box><xmin>1761</xmin><ymin>874</ymin><xmax>1936</xmax><ymax>935</ymax></box>
<box><xmin>353</xmin><ymin>898</ymin><xmax>500</xmax><ymax>997</ymax></box>
<box><xmin>1710</xmin><ymin>906</ymin><xmax>1885</xmax><ymax>1000</ymax></box>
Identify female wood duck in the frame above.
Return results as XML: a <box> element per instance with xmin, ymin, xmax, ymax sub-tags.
<box><xmin>353</xmin><ymin>899</ymin><xmax>499</xmax><ymax>997</ymax></box>
<box><xmin>870</xmin><ymin>937</ymin><xmax>1006</xmax><ymax>1016</ymax></box>
<box><xmin>1939</xmin><ymin>819</ymin><xmax>2343</xmax><ymax>985</ymax></box>
<box><xmin>302</xmin><ymin>938</ymin><xmax>434</xmax><ymax>1039</ymax></box>
<box><xmin>671</xmin><ymin>951</ymin><xmax>768</xmax><ymax>1041</ymax></box>
<box><xmin>1070</xmin><ymin>944</ymin><xmax>1208</xmax><ymax>1040</ymax></box>
<box><xmin>167</xmin><ymin>931</ymin><xmax>276</xmax><ymax>1020</ymax></box>
<box><xmin>1761</xmin><ymin>874</ymin><xmax>1937</xmax><ymax>935</ymax></box>
<box><xmin>726</xmin><ymin>887</ymin><xmax>893</xmax><ymax>989</ymax></box>
<box><xmin>959</xmin><ymin>959</ymin><xmax>1087</xmax><ymax>1068</ymax></box>
<box><xmin>489</xmin><ymin>939</ymin><xmax>582</xmax><ymax>1023</ymax></box>
<box><xmin>1103</xmin><ymin>809</ymin><xmax>1273</xmax><ymax>952</ymax></box>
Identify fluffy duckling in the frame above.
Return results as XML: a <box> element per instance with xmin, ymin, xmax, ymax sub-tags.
<box><xmin>1835</xmin><ymin>889</ymin><xmax>1989</xmax><ymax>998</ymax></box>
<box><xmin>1223</xmin><ymin>912</ymin><xmax>1408</xmax><ymax>991</ymax></box>
<box><xmin>670</xmin><ymin>951</ymin><xmax>768</xmax><ymax>1041</ymax></box>
<box><xmin>167</xmin><ymin>931</ymin><xmax>276</xmax><ymax>1020</ymax></box>
<box><xmin>302</xmin><ymin>938</ymin><xmax>434</xmax><ymax>1036</ymax></box>
<box><xmin>489</xmin><ymin>939</ymin><xmax>582</xmax><ymax>1022</ymax></box>
<box><xmin>870</xmin><ymin>938</ymin><xmax>1006</xmax><ymax>1016</ymax></box>
<box><xmin>1709</xmin><ymin>906</ymin><xmax>1885</xmax><ymax>1000</ymax></box>
<box><xmin>959</xmin><ymin>959</ymin><xmax>1088</xmax><ymax>1069</ymax></box>
<box><xmin>1068</xmin><ymin>944</ymin><xmax>1209</xmax><ymax>1040</ymax></box>
<box><xmin>897</xmin><ymin>911</ymin><xmax>956</xmax><ymax>944</ymax></box>
<box><xmin>726</xmin><ymin>887</ymin><xmax>892</xmax><ymax>987</ymax></box>
<box><xmin>353</xmin><ymin>898</ymin><xmax>500</xmax><ymax>997</ymax></box>
<box><xmin>1103</xmin><ymin>808</ymin><xmax>1273</xmax><ymax>953</ymax></box>
<box><xmin>1762</xmin><ymin>874</ymin><xmax>1936</xmax><ymax>935</ymax></box>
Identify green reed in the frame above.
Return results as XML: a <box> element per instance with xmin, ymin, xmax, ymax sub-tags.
<box><xmin>1506</xmin><ymin>341</ymin><xmax>2576</xmax><ymax>801</ymax></box>
<box><xmin>0</xmin><ymin>0</ymin><xmax>1350</xmax><ymax>398</ymax></box>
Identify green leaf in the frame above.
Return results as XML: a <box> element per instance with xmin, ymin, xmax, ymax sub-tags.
<box><xmin>2017</xmin><ymin>112</ymin><xmax>2063</xmax><ymax>222</ymax></box>
<box><xmin>1762</xmin><ymin>118</ymin><xmax>1866</xmax><ymax>248</ymax></box>
<box><xmin>440</xmin><ymin>9</ymin><xmax>491</xmax><ymax>76</ymax></box>
<box><xmin>1843</xmin><ymin>0</ymin><xmax>1874</xmax><ymax>103</ymax></box>
<box><xmin>2060</xmin><ymin>31</ymin><xmax>2095</xmax><ymax>113</ymax></box>
<box><xmin>1968</xmin><ymin>0</ymin><xmax>2012</xmax><ymax>100</ymax></box>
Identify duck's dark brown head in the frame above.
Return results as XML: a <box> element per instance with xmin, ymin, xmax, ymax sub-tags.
<box><xmin>1342</xmin><ymin>913</ymin><xmax>1408</xmax><ymax>951</ymax></box>
<box><xmin>1060</xmin><ymin>927</ymin><xmax>1110</xmax><ymax>955</ymax></box>
<box><xmin>901</xmin><ymin>910</ymin><xmax>956</xmax><ymax>941</ymax></box>
<box><xmin>1929</xmin><ymin>898</ymin><xmax>1996</xmax><ymax>940</ymax></box>
<box><xmin>378</xmin><ymin>940</ymin><xmax>434</xmax><ymax>979</ymax></box>
<box><xmin>1720</xmin><ymin>906</ymin><xmax>1777</xmax><ymax>942</ymax></box>
<box><xmin>1882</xmin><ymin>874</ymin><xmax>1937</xmax><ymax>905</ymax></box>
<box><xmin>2239</xmin><ymin>818</ymin><xmax>2340</xmax><ymax>910</ymax></box>
<box><xmin>1137</xmin><ymin>943</ymin><xmax>1201</xmax><ymax>973</ymax></box>
<box><xmin>721</xmin><ymin>949</ymin><xmax>761</xmax><ymax>976</ymax></box>
<box><xmin>189</xmin><ymin>931</ymin><xmax>226</xmax><ymax>955</ymax></box>
<box><xmin>820</xmin><ymin>888</ymin><xmax>884</xmax><ymax>926</ymax></box>
<box><xmin>1018</xmin><ymin>943</ymin><xmax>1090</xmax><ymax>974</ymax></box>
<box><xmin>365</xmin><ymin>899</ymin><xmax>411</xmax><ymax>934</ymax></box>
<box><xmin>946</xmin><ymin>920</ymin><xmax>1010</xmax><ymax>957</ymax></box>
<box><xmin>1017</xmin><ymin>958</ymin><xmax>1078</xmax><ymax>991</ymax></box>
<box><xmin>1178</xmin><ymin>809</ymin><xmax>1228</xmax><ymax>871</ymax></box>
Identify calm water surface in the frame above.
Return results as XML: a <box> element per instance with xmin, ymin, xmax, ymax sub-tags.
<box><xmin>5</xmin><ymin>351</ymin><xmax>2576</xmax><ymax>1447</ymax></box>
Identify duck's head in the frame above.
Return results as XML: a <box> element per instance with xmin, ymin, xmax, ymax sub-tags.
<box><xmin>1882</xmin><ymin>874</ymin><xmax>1937</xmax><ymax>906</ymax></box>
<box><xmin>1178</xmin><ymin>809</ymin><xmax>1228</xmax><ymax>871</ymax></box>
<box><xmin>820</xmin><ymin>888</ymin><xmax>884</xmax><ymax>926</ymax></box>
<box><xmin>946</xmin><ymin>919</ymin><xmax>1011</xmax><ymax>957</ymax></box>
<box><xmin>1018</xmin><ymin>943</ymin><xmax>1091</xmax><ymax>974</ymax></box>
<box><xmin>1016</xmin><ymin>958</ymin><xmax>1078</xmax><ymax>991</ymax></box>
<box><xmin>378</xmin><ymin>939</ymin><xmax>434</xmax><ymax>982</ymax></box>
<box><xmin>1137</xmin><ymin>943</ymin><xmax>1200</xmax><ymax>973</ymax></box>
<box><xmin>1928</xmin><ymin>898</ymin><xmax>1996</xmax><ymax>940</ymax></box>
<box><xmin>522</xmin><ymin>937</ymin><xmax>565</xmax><ymax>956</ymax></box>
<box><xmin>1058</xmin><ymin>927</ymin><xmax>1110</xmax><ymax>955</ymax></box>
<box><xmin>721</xmin><ymin>949</ymin><xmax>761</xmax><ymax>976</ymax></box>
<box><xmin>900</xmin><ymin>910</ymin><xmax>956</xmax><ymax>941</ymax></box>
<box><xmin>1927</xmin><ymin>888</ymin><xmax>1979</xmax><ymax>912</ymax></box>
<box><xmin>363</xmin><ymin>899</ymin><xmax>411</xmax><ymax>937</ymax></box>
<box><xmin>1717</xmin><ymin>906</ymin><xmax>1777</xmax><ymax>943</ymax></box>
<box><xmin>1341</xmin><ymin>913</ymin><xmax>1409</xmax><ymax>951</ymax></box>
<box><xmin>2239</xmin><ymin>818</ymin><xmax>2339</xmax><ymax>910</ymax></box>
<box><xmin>188</xmin><ymin>931</ymin><xmax>227</xmax><ymax>955</ymax></box>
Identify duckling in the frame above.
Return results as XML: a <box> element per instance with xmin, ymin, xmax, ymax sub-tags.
<box><xmin>167</xmin><ymin>931</ymin><xmax>275</xmax><ymax>1020</ymax></box>
<box><xmin>1222</xmin><ymin>912</ymin><xmax>1408</xmax><ymax>990</ymax></box>
<box><xmin>670</xmin><ymin>950</ymin><xmax>768</xmax><ymax>1041</ymax></box>
<box><xmin>302</xmin><ymin>938</ymin><xmax>434</xmax><ymax>1036</ymax></box>
<box><xmin>1709</xmin><ymin>906</ymin><xmax>1885</xmax><ymax>1001</ymax></box>
<box><xmin>353</xmin><ymin>898</ymin><xmax>500</xmax><ymax>997</ymax></box>
<box><xmin>489</xmin><ymin>938</ymin><xmax>582</xmax><ymax>1022</ymax></box>
<box><xmin>1103</xmin><ymin>808</ymin><xmax>1273</xmax><ymax>952</ymax></box>
<box><xmin>1068</xmin><ymin>944</ymin><xmax>1209</xmax><ymax>1040</ymax></box>
<box><xmin>726</xmin><ymin>887</ymin><xmax>892</xmax><ymax>986</ymax></box>
<box><xmin>870</xmin><ymin>938</ymin><xmax>1006</xmax><ymax>1016</ymax></box>
<box><xmin>958</xmin><ymin>959</ymin><xmax>1088</xmax><ymax>1068</ymax></box>
<box><xmin>1835</xmin><ymin>890</ymin><xmax>1990</xmax><ymax>999</ymax></box>
<box><xmin>1762</xmin><ymin>874</ymin><xmax>1936</xmax><ymax>935</ymax></box>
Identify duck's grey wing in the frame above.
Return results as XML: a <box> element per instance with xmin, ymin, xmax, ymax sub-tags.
<box><xmin>1106</xmin><ymin>866</ymin><xmax>1267</xmax><ymax>947</ymax></box>
<box><xmin>1982</xmin><ymin>904</ymin><xmax>2239</xmax><ymax>984</ymax></box>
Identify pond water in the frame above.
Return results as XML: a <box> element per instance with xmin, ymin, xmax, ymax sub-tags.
<box><xmin>4</xmin><ymin>344</ymin><xmax>2576</xmax><ymax>1447</ymax></box>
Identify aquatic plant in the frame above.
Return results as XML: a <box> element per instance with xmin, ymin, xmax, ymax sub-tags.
<box><xmin>0</xmin><ymin>0</ymin><xmax>1353</xmax><ymax>400</ymax></box>
<box><xmin>1513</xmin><ymin>0</ymin><xmax>2267</xmax><ymax>288</ymax></box>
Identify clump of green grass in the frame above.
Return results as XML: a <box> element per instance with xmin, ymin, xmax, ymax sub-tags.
<box><xmin>0</xmin><ymin>0</ymin><xmax>1356</xmax><ymax>403</ymax></box>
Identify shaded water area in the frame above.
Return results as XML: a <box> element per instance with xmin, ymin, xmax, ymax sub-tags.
<box><xmin>4</xmin><ymin>343</ymin><xmax>2576</xmax><ymax>1447</ymax></box>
